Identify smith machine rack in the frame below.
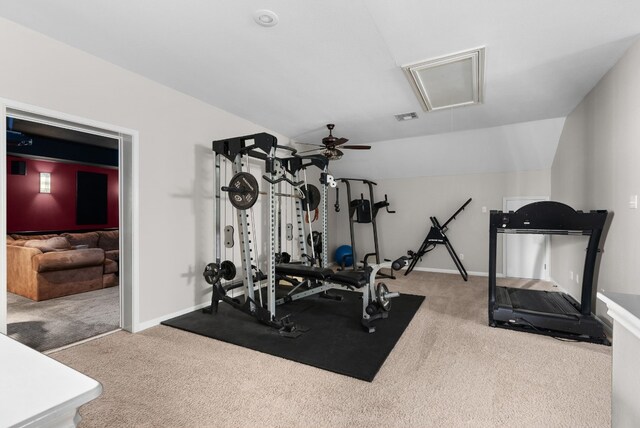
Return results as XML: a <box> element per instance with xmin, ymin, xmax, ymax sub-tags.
<box><xmin>394</xmin><ymin>198</ymin><xmax>472</xmax><ymax>280</ymax></box>
<box><xmin>202</xmin><ymin>132</ymin><xmax>315</xmax><ymax>334</ymax></box>
<box><xmin>488</xmin><ymin>201</ymin><xmax>610</xmax><ymax>344</ymax></box>
<box><xmin>202</xmin><ymin>132</ymin><xmax>399</xmax><ymax>336</ymax></box>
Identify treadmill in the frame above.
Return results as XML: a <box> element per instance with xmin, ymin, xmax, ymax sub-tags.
<box><xmin>488</xmin><ymin>201</ymin><xmax>610</xmax><ymax>345</ymax></box>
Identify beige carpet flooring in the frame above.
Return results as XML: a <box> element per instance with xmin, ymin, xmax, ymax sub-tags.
<box><xmin>51</xmin><ymin>271</ymin><xmax>612</xmax><ymax>427</ymax></box>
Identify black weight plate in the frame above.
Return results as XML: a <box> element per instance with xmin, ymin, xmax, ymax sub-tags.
<box><xmin>203</xmin><ymin>263</ymin><xmax>218</xmax><ymax>285</ymax></box>
<box><xmin>307</xmin><ymin>231</ymin><xmax>322</xmax><ymax>248</ymax></box>
<box><xmin>376</xmin><ymin>282</ymin><xmax>391</xmax><ymax>311</ymax></box>
<box><xmin>220</xmin><ymin>260</ymin><xmax>236</xmax><ymax>281</ymax></box>
<box><xmin>228</xmin><ymin>172</ymin><xmax>259</xmax><ymax>210</ymax></box>
<box><xmin>300</xmin><ymin>184</ymin><xmax>321</xmax><ymax>211</ymax></box>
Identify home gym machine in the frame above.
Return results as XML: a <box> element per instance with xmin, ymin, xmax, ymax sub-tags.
<box><xmin>488</xmin><ymin>201</ymin><xmax>610</xmax><ymax>344</ymax></box>
<box><xmin>334</xmin><ymin>178</ymin><xmax>395</xmax><ymax>278</ymax></box>
<box><xmin>394</xmin><ymin>198</ymin><xmax>472</xmax><ymax>280</ymax></box>
<box><xmin>203</xmin><ymin>132</ymin><xmax>400</xmax><ymax>336</ymax></box>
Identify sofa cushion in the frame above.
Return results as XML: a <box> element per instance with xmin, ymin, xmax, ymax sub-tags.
<box><xmin>104</xmin><ymin>258</ymin><xmax>118</xmax><ymax>274</ymax></box>
<box><xmin>61</xmin><ymin>232</ymin><xmax>99</xmax><ymax>248</ymax></box>
<box><xmin>24</xmin><ymin>237</ymin><xmax>71</xmax><ymax>253</ymax></box>
<box><xmin>33</xmin><ymin>248</ymin><xmax>105</xmax><ymax>273</ymax></box>
<box><xmin>97</xmin><ymin>230</ymin><xmax>119</xmax><ymax>251</ymax></box>
<box><xmin>11</xmin><ymin>233</ymin><xmax>59</xmax><ymax>241</ymax></box>
<box><xmin>105</xmin><ymin>250</ymin><xmax>119</xmax><ymax>262</ymax></box>
<box><xmin>102</xmin><ymin>273</ymin><xmax>119</xmax><ymax>288</ymax></box>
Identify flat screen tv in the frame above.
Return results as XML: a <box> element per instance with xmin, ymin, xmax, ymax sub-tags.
<box><xmin>76</xmin><ymin>171</ymin><xmax>108</xmax><ymax>225</ymax></box>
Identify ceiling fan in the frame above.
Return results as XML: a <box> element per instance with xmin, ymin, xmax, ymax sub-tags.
<box><xmin>298</xmin><ymin>124</ymin><xmax>371</xmax><ymax>160</ymax></box>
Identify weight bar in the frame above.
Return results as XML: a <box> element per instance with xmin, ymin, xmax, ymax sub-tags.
<box><xmin>222</xmin><ymin>172</ymin><xmax>320</xmax><ymax>211</ymax></box>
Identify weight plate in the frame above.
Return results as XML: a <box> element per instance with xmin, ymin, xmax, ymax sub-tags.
<box><xmin>300</xmin><ymin>184</ymin><xmax>321</xmax><ymax>211</ymax></box>
<box><xmin>228</xmin><ymin>172</ymin><xmax>259</xmax><ymax>210</ymax></box>
<box><xmin>376</xmin><ymin>282</ymin><xmax>392</xmax><ymax>312</ymax></box>
<box><xmin>220</xmin><ymin>260</ymin><xmax>236</xmax><ymax>281</ymax></box>
<box><xmin>203</xmin><ymin>263</ymin><xmax>219</xmax><ymax>285</ymax></box>
<box><xmin>306</xmin><ymin>231</ymin><xmax>322</xmax><ymax>252</ymax></box>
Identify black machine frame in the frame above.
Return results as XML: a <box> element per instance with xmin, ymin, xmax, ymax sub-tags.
<box><xmin>335</xmin><ymin>178</ymin><xmax>395</xmax><ymax>279</ymax></box>
<box><xmin>488</xmin><ymin>201</ymin><xmax>610</xmax><ymax>344</ymax></box>
<box><xmin>204</xmin><ymin>132</ymin><xmax>400</xmax><ymax>336</ymax></box>
<box><xmin>395</xmin><ymin>198</ymin><xmax>471</xmax><ymax>280</ymax></box>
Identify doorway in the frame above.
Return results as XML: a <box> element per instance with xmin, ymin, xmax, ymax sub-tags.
<box><xmin>1</xmin><ymin>100</ymin><xmax>137</xmax><ymax>343</ymax></box>
<box><xmin>503</xmin><ymin>196</ymin><xmax>550</xmax><ymax>280</ymax></box>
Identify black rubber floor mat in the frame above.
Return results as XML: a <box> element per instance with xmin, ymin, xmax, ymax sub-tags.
<box><xmin>162</xmin><ymin>289</ymin><xmax>424</xmax><ymax>381</ymax></box>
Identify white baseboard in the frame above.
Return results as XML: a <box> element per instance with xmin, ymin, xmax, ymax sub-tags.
<box><xmin>548</xmin><ymin>276</ymin><xmax>571</xmax><ymax>294</ymax></box>
<box><xmin>406</xmin><ymin>266</ymin><xmax>506</xmax><ymax>278</ymax></box>
<box><xmin>134</xmin><ymin>301</ymin><xmax>210</xmax><ymax>333</ymax></box>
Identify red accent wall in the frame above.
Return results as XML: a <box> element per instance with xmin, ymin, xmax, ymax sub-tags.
<box><xmin>7</xmin><ymin>155</ymin><xmax>119</xmax><ymax>233</ymax></box>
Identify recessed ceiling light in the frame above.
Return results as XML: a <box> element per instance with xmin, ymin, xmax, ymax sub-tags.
<box><xmin>253</xmin><ymin>9</ymin><xmax>278</xmax><ymax>27</ymax></box>
<box><xmin>395</xmin><ymin>112</ymin><xmax>419</xmax><ymax>121</ymax></box>
<box><xmin>402</xmin><ymin>47</ymin><xmax>485</xmax><ymax>112</ymax></box>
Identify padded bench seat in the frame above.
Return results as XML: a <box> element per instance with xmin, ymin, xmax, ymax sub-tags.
<box><xmin>328</xmin><ymin>270</ymin><xmax>368</xmax><ymax>289</ymax></box>
<box><xmin>275</xmin><ymin>264</ymin><xmax>369</xmax><ymax>289</ymax></box>
<box><xmin>276</xmin><ymin>264</ymin><xmax>334</xmax><ymax>280</ymax></box>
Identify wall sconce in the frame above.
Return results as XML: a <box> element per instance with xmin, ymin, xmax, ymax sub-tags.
<box><xmin>39</xmin><ymin>172</ymin><xmax>51</xmax><ymax>193</ymax></box>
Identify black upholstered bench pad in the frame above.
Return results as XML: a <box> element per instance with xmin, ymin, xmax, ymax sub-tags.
<box><xmin>328</xmin><ymin>270</ymin><xmax>368</xmax><ymax>288</ymax></box>
<box><xmin>275</xmin><ymin>264</ymin><xmax>334</xmax><ymax>280</ymax></box>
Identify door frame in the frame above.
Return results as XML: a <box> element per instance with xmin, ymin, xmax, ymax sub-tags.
<box><xmin>1</xmin><ymin>98</ymin><xmax>139</xmax><ymax>334</ymax></box>
<box><xmin>502</xmin><ymin>196</ymin><xmax>550</xmax><ymax>280</ymax></box>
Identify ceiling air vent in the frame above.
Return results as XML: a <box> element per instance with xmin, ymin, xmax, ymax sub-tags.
<box><xmin>402</xmin><ymin>47</ymin><xmax>485</xmax><ymax>112</ymax></box>
<box><xmin>394</xmin><ymin>112</ymin><xmax>418</xmax><ymax>121</ymax></box>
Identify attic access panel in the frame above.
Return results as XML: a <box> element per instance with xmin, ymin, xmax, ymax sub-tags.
<box><xmin>403</xmin><ymin>47</ymin><xmax>485</xmax><ymax>112</ymax></box>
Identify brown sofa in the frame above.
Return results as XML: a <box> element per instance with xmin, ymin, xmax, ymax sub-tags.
<box><xmin>6</xmin><ymin>230</ymin><xmax>119</xmax><ymax>301</ymax></box>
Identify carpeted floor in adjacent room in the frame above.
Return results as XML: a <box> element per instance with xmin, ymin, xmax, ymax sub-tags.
<box><xmin>51</xmin><ymin>272</ymin><xmax>611</xmax><ymax>427</ymax></box>
<box><xmin>7</xmin><ymin>286</ymin><xmax>120</xmax><ymax>352</ymax></box>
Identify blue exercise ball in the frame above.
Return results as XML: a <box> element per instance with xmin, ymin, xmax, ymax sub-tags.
<box><xmin>334</xmin><ymin>245</ymin><xmax>353</xmax><ymax>267</ymax></box>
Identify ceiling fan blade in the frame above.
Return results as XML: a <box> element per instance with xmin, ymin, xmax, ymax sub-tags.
<box><xmin>341</xmin><ymin>145</ymin><xmax>371</xmax><ymax>150</ymax></box>
<box><xmin>297</xmin><ymin>147</ymin><xmax>324</xmax><ymax>154</ymax></box>
<box><xmin>295</xmin><ymin>141</ymin><xmax>325</xmax><ymax>147</ymax></box>
<box><xmin>333</xmin><ymin>137</ymin><xmax>349</xmax><ymax>146</ymax></box>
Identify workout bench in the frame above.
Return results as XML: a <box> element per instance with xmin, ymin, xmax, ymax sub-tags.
<box><xmin>275</xmin><ymin>261</ymin><xmax>398</xmax><ymax>333</ymax></box>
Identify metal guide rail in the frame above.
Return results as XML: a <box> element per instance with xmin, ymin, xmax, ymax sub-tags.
<box><xmin>488</xmin><ymin>200</ymin><xmax>610</xmax><ymax>344</ymax></box>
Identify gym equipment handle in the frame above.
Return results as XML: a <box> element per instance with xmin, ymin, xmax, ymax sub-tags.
<box><xmin>262</xmin><ymin>174</ymin><xmax>303</xmax><ymax>186</ymax></box>
<box><xmin>392</xmin><ymin>255</ymin><xmax>411</xmax><ymax>271</ymax></box>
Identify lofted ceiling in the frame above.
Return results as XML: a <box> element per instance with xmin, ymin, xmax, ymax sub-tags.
<box><xmin>1</xmin><ymin>1</ymin><xmax>639</xmax><ymax>177</ymax></box>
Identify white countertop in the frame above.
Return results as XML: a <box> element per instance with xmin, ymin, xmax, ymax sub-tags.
<box><xmin>0</xmin><ymin>334</ymin><xmax>102</xmax><ymax>427</ymax></box>
<box><xmin>597</xmin><ymin>291</ymin><xmax>640</xmax><ymax>339</ymax></box>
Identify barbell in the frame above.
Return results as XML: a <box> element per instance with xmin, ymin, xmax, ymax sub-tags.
<box><xmin>222</xmin><ymin>172</ymin><xmax>321</xmax><ymax>211</ymax></box>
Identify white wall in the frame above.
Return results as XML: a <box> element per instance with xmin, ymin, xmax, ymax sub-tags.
<box><xmin>329</xmin><ymin>170</ymin><xmax>550</xmax><ymax>275</ymax></box>
<box><xmin>328</xmin><ymin>118</ymin><xmax>565</xmax><ymax>180</ymax></box>
<box><xmin>551</xmin><ymin>38</ymin><xmax>640</xmax><ymax>319</ymax></box>
<box><xmin>0</xmin><ymin>18</ymin><xmax>288</xmax><ymax>328</ymax></box>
